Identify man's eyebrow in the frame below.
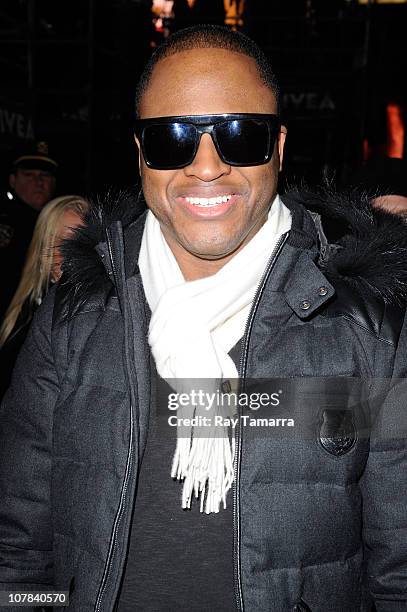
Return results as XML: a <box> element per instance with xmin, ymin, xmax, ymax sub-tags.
<box><xmin>21</xmin><ymin>169</ymin><xmax>52</xmax><ymax>176</ymax></box>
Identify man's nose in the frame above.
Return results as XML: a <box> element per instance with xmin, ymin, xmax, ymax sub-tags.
<box><xmin>34</xmin><ymin>174</ymin><xmax>45</xmax><ymax>186</ymax></box>
<box><xmin>184</xmin><ymin>133</ymin><xmax>231</xmax><ymax>181</ymax></box>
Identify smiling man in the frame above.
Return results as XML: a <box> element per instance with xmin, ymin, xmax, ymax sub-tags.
<box><xmin>134</xmin><ymin>41</ymin><xmax>286</xmax><ymax>280</ymax></box>
<box><xmin>1</xmin><ymin>25</ymin><xmax>407</xmax><ymax>612</ymax></box>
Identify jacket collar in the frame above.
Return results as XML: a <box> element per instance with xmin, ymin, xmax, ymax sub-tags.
<box><xmin>94</xmin><ymin>210</ymin><xmax>147</xmax><ymax>281</ymax></box>
<box><xmin>283</xmin><ymin>250</ymin><xmax>335</xmax><ymax>318</ymax></box>
<box><xmin>98</xmin><ymin>194</ymin><xmax>335</xmax><ymax>320</ymax></box>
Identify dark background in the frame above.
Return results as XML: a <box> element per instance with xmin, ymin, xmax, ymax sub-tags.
<box><xmin>1</xmin><ymin>0</ymin><xmax>405</xmax><ymax>195</ymax></box>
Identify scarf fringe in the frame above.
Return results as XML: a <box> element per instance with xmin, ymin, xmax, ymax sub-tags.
<box><xmin>171</xmin><ymin>435</ymin><xmax>236</xmax><ymax>514</ymax></box>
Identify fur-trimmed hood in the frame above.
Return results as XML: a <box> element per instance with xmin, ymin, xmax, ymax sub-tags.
<box><xmin>60</xmin><ymin>188</ymin><xmax>146</xmax><ymax>313</ymax></box>
<box><xmin>285</xmin><ymin>186</ymin><xmax>407</xmax><ymax>306</ymax></box>
<box><xmin>60</xmin><ymin>186</ymin><xmax>407</xmax><ymax>311</ymax></box>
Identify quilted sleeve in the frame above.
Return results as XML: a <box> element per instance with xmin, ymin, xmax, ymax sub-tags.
<box><xmin>360</xmin><ymin>310</ymin><xmax>407</xmax><ymax>611</ymax></box>
<box><xmin>0</xmin><ymin>289</ymin><xmax>59</xmax><ymax>607</ymax></box>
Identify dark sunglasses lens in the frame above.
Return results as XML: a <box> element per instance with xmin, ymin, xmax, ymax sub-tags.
<box><xmin>215</xmin><ymin>119</ymin><xmax>272</xmax><ymax>165</ymax></box>
<box><xmin>142</xmin><ymin>123</ymin><xmax>197</xmax><ymax>169</ymax></box>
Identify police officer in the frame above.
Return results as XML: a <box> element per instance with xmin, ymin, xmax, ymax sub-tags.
<box><xmin>0</xmin><ymin>141</ymin><xmax>57</xmax><ymax>319</ymax></box>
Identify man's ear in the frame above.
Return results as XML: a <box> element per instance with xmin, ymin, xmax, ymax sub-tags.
<box><xmin>8</xmin><ymin>173</ymin><xmax>16</xmax><ymax>190</ymax></box>
<box><xmin>277</xmin><ymin>126</ymin><xmax>287</xmax><ymax>172</ymax></box>
<box><xmin>134</xmin><ymin>135</ymin><xmax>142</xmax><ymax>172</ymax></box>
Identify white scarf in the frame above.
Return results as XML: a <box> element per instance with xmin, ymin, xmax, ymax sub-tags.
<box><xmin>139</xmin><ymin>195</ymin><xmax>291</xmax><ymax>512</ymax></box>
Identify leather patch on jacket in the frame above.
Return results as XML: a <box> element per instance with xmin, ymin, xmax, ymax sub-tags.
<box><xmin>319</xmin><ymin>409</ymin><xmax>357</xmax><ymax>456</ymax></box>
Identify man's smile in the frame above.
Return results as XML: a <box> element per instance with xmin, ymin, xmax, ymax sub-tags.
<box><xmin>185</xmin><ymin>194</ymin><xmax>232</xmax><ymax>207</ymax></box>
<box><xmin>175</xmin><ymin>193</ymin><xmax>240</xmax><ymax>217</ymax></box>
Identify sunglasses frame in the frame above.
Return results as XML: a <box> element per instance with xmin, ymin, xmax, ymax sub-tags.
<box><xmin>134</xmin><ymin>113</ymin><xmax>281</xmax><ymax>170</ymax></box>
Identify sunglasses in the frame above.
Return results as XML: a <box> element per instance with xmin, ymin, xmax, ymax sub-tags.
<box><xmin>134</xmin><ymin>113</ymin><xmax>281</xmax><ymax>170</ymax></box>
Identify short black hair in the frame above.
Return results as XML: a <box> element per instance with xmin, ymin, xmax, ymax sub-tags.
<box><xmin>135</xmin><ymin>25</ymin><xmax>280</xmax><ymax>117</ymax></box>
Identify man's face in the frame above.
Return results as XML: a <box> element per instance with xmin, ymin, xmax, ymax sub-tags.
<box><xmin>9</xmin><ymin>168</ymin><xmax>56</xmax><ymax>211</ymax></box>
<box><xmin>136</xmin><ymin>48</ymin><xmax>286</xmax><ymax>279</ymax></box>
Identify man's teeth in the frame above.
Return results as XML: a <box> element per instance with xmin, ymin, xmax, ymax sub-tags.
<box><xmin>185</xmin><ymin>195</ymin><xmax>232</xmax><ymax>207</ymax></box>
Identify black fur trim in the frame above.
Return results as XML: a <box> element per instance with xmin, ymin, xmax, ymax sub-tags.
<box><xmin>285</xmin><ymin>186</ymin><xmax>407</xmax><ymax>306</ymax></box>
<box><xmin>58</xmin><ymin>187</ymin><xmax>146</xmax><ymax>316</ymax></box>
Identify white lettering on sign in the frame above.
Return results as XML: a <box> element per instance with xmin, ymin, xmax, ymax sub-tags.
<box><xmin>0</xmin><ymin>108</ymin><xmax>35</xmax><ymax>139</ymax></box>
<box><xmin>283</xmin><ymin>92</ymin><xmax>336</xmax><ymax>112</ymax></box>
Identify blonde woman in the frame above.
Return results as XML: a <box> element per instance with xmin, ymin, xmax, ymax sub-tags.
<box><xmin>0</xmin><ymin>195</ymin><xmax>88</xmax><ymax>397</ymax></box>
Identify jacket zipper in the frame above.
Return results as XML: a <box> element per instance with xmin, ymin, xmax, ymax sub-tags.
<box><xmin>233</xmin><ymin>232</ymin><xmax>289</xmax><ymax>612</ymax></box>
<box><xmin>94</xmin><ymin>228</ymin><xmax>135</xmax><ymax>612</ymax></box>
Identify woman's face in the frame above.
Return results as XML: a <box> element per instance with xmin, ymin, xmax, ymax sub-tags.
<box><xmin>51</xmin><ymin>209</ymin><xmax>84</xmax><ymax>282</ymax></box>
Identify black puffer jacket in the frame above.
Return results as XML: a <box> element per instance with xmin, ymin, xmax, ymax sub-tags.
<box><xmin>0</xmin><ymin>297</ymin><xmax>41</xmax><ymax>400</ymax></box>
<box><xmin>0</xmin><ymin>189</ymin><xmax>406</xmax><ymax>612</ymax></box>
